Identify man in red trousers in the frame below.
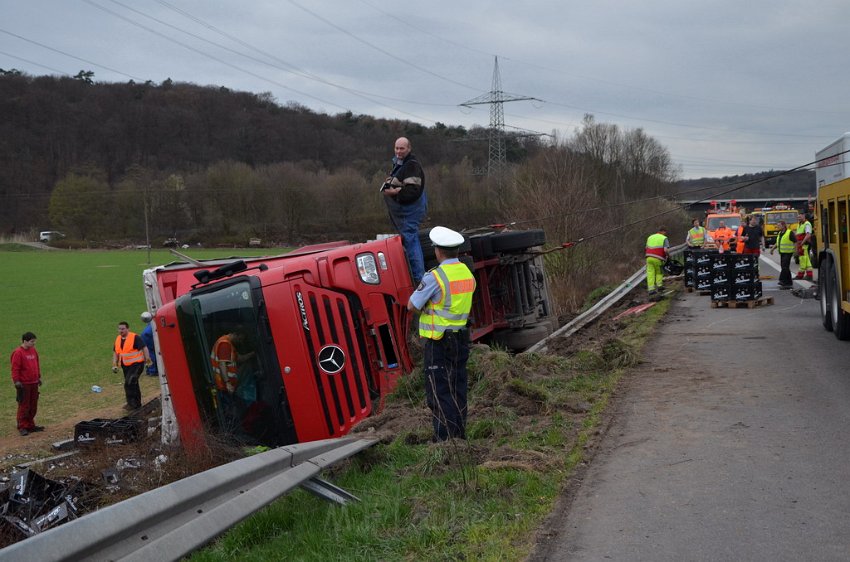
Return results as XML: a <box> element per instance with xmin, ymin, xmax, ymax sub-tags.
<box><xmin>11</xmin><ymin>332</ymin><xmax>43</xmax><ymax>436</ymax></box>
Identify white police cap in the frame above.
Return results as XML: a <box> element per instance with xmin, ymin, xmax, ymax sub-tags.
<box><xmin>429</xmin><ymin>226</ymin><xmax>464</xmax><ymax>248</ymax></box>
<box><xmin>141</xmin><ymin>311</ymin><xmax>153</xmax><ymax>323</ymax></box>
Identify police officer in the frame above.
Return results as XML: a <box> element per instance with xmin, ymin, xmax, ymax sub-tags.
<box><xmin>408</xmin><ymin>226</ymin><xmax>476</xmax><ymax>441</ymax></box>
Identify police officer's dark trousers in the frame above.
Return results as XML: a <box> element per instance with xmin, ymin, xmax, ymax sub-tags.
<box><xmin>423</xmin><ymin>331</ymin><xmax>469</xmax><ymax>441</ymax></box>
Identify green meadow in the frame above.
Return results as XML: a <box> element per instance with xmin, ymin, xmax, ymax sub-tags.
<box><xmin>0</xmin><ymin>245</ymin><xmax>277</xmax><ymax>441</ymax></box>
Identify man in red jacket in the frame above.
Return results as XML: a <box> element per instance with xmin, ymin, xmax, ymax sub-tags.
<box><xmin>10</xmin><ymin>332</ymin><xmax>43</xmax><ymax>436</ymax></box>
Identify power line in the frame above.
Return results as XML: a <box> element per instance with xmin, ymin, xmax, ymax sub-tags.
<box><xmin>0</xmin><ymin>28</ymin><xmax>143</xmax><ymax>80</ymax></box>
<box><xmin>81</xmin><ymin>0</ymin><xmax>352</xmax><ymax>112</ymax></box>
<box><xmin>0</xmin><ymin>51</ymin><xmax>69</xmax><ymax>75</ymax></box>
<box><xmin>285</xmin><ymin>0</ymin><xmax>480</xmax><ymax>93</ymax></box>
<box><xmin>154</xmin><ymin>0</ymin><xmax>459</xmax><ymax>109</ymax></box>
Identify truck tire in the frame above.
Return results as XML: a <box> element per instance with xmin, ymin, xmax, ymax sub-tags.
<box><xmin>492</xmin><ymin>322</ymin><xmax>552</xmax><ymax>352</ymax></box>
<box><xmin>490</xmin><ymin>230</ymin><xmax>546</xmax><ymax>253</ymax></box>
<box><xmin>820</xmin><ymin>258</ymin><xmax>833</xmax><ymax>332</ymax></box>
<box><xmin>829</xmin><ymin>263</ymin><xmax>850</xmax><ymax>340</ymax></box>
<box><xmin>469</xmin><ymin>234</ymin><xmax>495</xmax><ymax>260</ymax></box>
<box><xmin>418</xmin><ymin>228</ymin><xmax>471</xmax><ymax>266</ymax></box>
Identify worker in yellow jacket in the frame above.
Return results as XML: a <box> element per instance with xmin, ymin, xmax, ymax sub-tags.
<box><xmin>645</xmin><ymin>227</ymin><xmax>669</xmax><ymax>301</ymax></box>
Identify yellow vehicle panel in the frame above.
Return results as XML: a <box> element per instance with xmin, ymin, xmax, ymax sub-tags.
<box><xmin>763</xmin><ymin>210</ymin><xmax>799</xmax><ymax>243</ymax></box>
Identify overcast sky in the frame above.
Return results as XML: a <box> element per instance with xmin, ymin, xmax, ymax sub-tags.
<box><xmin>2</xmin><ymin>0</ymin><xmax>848</xmax><ymax>179</ymax></box>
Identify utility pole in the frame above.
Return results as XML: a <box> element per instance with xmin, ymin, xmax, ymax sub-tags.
<box><xmin>459</xmin><ymin>57</ymin><xmax>539</xmax><ymax>185</ymax></box>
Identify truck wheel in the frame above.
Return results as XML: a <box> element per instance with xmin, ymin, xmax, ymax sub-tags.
<box><xmin>830</xmin><ymin>263</ymin><xmax>850</xmax><ymax>340</ymax></box>
<box><xmin>490</xmin><ymin>230</ymin><xmax>546</xmax><ymax>253</ymax></box>
<box><xmin>418</xmin><ymin>229</ymin><xmax>437</xmax><ymax>266</ymax></box>
<box><xmin>820</xmin><ymin>258</ymin><xmax>833</xmax><ymax>332</ymax></box>
<box><xmin>418</xmin><ymin>229</ymin><xmax>471</xmax><ymax>265</ymax></box>
<box><xmin>469</xmin><ymin>235</ymin><xmax>495</xmax><ymax>260</ymax></box>
<box><xmin>492</xmin><ymin>322</ymin><xmax>552</xmax><ymax>352</ymax></box>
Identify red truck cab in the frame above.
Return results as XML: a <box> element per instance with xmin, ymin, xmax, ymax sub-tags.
<box><xmin>147</xmin><ymin>237</ymin><xmax>414</xmax><ymax>450</ymax></box>
<box><xmin>144</xmin><ymin>229</ymin><xmax>554</xmax><ymax>450</ymax></box>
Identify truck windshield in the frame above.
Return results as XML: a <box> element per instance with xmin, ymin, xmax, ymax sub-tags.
<box><xmin>766</xmin><ymin>212</ymin><xmax>798</xmax><ymax>224</ymax></box>
<box><xmin>707</xmin><ymin>216</ymin><xmax>741</xmax><ymax>230</ymax></box>
<box><xmin>175</xmin><ymin>277</ymin><xmax>295</xmax><ymax>446</ymax></box>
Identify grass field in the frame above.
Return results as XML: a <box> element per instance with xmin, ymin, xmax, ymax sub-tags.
<box><xmin>0</xmin><ymin>245</ymin><xmax>276</xmax><ymax>440</ymax></box>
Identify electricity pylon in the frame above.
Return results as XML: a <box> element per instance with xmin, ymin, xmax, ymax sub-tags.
<box><xmin>459</xmin><ymin>56</ymin><xmax>539</xmax><ymax>182</ymax></box>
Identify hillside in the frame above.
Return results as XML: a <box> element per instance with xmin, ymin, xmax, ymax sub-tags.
<box><xmin>677</xmin><ymin>169</ymin><xmax>815</xmax><ymax>201</ymax></box>
<box><xmin>0</xmin><ymin>72</ymin><xmax>542</xmax><ymax>236</ymax></box>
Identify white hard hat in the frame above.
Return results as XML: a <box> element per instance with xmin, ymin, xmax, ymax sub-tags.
<box><xmin>141</xmin><ymin>311</ymin><xmax>153</xmax><ymax>323</ymax></box>
<box><xmin>429</xmin><ymin>226</ymin><xmax>465</xmax><ymax>248</ymax></box>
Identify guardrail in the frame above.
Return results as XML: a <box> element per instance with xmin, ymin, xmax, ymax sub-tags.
<box><xmin>526</xmin><ymin>244</ymin><xmax>685</xmax><ymax>354</ymax></box>
<box><xmin>0</xmin><ymin>437</ymin><xmax>375</xmax><ymax>561</ymax></box>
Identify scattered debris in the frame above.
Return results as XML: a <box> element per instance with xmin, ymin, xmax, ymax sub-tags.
<box><xmin>791</xmin><ymin>286</ymin><xmax>818</xmax><ymax>299</ymax></box>
<box><xmin>613</xmin><ymin>302</ymin><xmax>656</xmax><ymax>321</ymax></box>
<box><xmin>0</xmin><ymin>469</ymin><xmax>96</xmax><ymax>542</ymax></box>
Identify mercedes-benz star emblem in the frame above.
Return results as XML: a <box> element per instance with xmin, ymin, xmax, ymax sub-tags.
<box><xmin>318</xmin><ymin>345</ymin><xmax>345</xmax><ymax>374</ymax></box>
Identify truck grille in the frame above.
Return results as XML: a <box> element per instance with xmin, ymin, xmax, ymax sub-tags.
<box><xmin>297</xmin><ymin>287</ymin><xmax>370</xmax><ymax>436</ymax></box>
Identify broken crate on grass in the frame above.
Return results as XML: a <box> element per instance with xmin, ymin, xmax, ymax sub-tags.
<box><xmin>74</xmin><ymin>416</ymin><xmax>146</xmax><ymax>448</ymax></box>
<box><xmin>0</xmin><ymin>469</ymin><xmax>94</xmax><ymax>541</ymax></box>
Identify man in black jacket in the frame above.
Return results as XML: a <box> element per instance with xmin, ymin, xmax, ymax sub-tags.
<box><xmin>382</xmin><ymin>137</ymin><xmax>428</xmax><ymax>283</ymax></box>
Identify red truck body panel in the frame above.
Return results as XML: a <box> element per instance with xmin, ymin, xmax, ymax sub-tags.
<box><xmin>146</xmin><ymin>229</ymin><xmax>554</xmax><ymax>450</ymax></box>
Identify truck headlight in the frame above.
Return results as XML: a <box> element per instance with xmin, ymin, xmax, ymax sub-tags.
<box><xmin>356</xmin><ymin>253</ymin><xmax>380</xmax><ymax>284</ymax></box>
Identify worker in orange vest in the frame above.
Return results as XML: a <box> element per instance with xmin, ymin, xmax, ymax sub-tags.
<box><xmin>734</xmin><ymin>218</ymin><xmax>747</xmax><ymax>254</ymax></box>
<box><xmin>714</xmin><ymin>221</ymin><xmax>736</xmax><ymax>253</ymax></box>
<box><xmin>112</xmin><ymin>321</ymin><xmax>152</xmax><ymax>411</ymax></box>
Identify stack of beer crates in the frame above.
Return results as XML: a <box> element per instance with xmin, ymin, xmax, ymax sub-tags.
<box><xmin>683</xmin><ymin>249</ymin><xmax>716</xmax><ymax>292</ymax></box>
<box><xmin>731</xmin><ymin>254</ymin><xmax>762</xmax><ymax>301</ymax></box>
<box><xmin>707</xmin><ymin>253</ymin><xmax>762</xmax><ymax>303</ymax></box>
<box><xmin>710</xmin><ymin>253</ymin><xmax>733</xmax><ymax>302</ymax></box>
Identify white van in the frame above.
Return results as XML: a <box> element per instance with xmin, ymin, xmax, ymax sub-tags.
<box><xmin>39</xmin><ymin>231</ymin><xmax>64</xmax><ymax>243</ymax></box>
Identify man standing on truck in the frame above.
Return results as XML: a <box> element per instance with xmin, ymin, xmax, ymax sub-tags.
<box><xmin>645</xmin><ymin>226</ymin><xmax>669</xmax><ymax>301</ymax></box>
<box><xmin>112</xmin><ymin>321</ymin><xmax>151</xmax><ymax>411</ymax></box>
<box><xmin>11</xmin><ymin>332</ymin><xmax>43</xmax><ymax>436</ymax></box>
<box><xmin>795</xmin><ymin>212</ymin><xmax>814</xmax><ymax>280</ymax></box>
<box><xmin>382</xmin><ymin>137</ymin><xmax>427</xmax><ymax>284</ymax></box>
<box><xmin>408</xmin><ymin>226</ymin><xmax>475</xmax><ymax>442</ymax></box>
<box><xmin>686</xmin><ymin>218</ymin><xmax>706</xmax><ymax>249</ymax></box>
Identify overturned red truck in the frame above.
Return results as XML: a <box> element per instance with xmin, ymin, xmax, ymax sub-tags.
<box><xmin>143</xmin><ymin>229</ymin><xmax>555</xmax><ymax>450</ymax></box>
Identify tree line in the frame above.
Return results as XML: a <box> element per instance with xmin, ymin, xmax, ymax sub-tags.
<box><xmin>1</xmin><ymin>73</ymin><xmax>686</xmax><ymax>285</ymax></box>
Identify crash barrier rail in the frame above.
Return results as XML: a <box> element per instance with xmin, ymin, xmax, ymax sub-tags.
<box><xmin>0</xmin><ymin>437</ymin><xmax>375</xmax><ymax>561</ymax></box>
<box><xmin>526</xmin><ymin>244</ymin><xmax>685</xmax><ymax>354</ymax></box>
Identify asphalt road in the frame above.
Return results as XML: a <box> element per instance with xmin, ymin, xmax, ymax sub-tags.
<box><xmin>533</xmin><ymin>255</ymin><xmax>850</xmax><ymax>562</ymax></box>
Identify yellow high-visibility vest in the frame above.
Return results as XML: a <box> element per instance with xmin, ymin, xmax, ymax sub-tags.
<box><xmin>419</xmin><ymin>261</ymin><xmax>476</xmax><ymax>340</ymax></box>
<box><xmin>778</xmin><ymin>229</ymin><xmax>795</xmax><ymax>254</ymax></box>
<box><xmin>687</xmin><ymin>226</ymin><xmax>705</xmax><ymax>247</ymax></box>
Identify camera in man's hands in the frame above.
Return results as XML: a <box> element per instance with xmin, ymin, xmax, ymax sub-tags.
<box><xmin>380</xmin><ymin>181</ymin><xmax>393</xmax><ymax>192</ymax></box>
